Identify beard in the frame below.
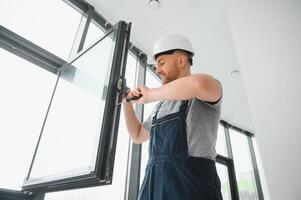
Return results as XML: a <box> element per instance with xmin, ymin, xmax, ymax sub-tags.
<box><xmin>158</xmin><ymin>67</ymin><xmax>180</xmax><ymax>85</ymax></box>
<box><xmin>161</xmin><ymin>73</ymin><xmax>178</xmax><ymax>85</ymax></box>
<box><xmin>162</xmin><ymin>77</ymin><xmax>172</xmax><ymax>84</ymax></box>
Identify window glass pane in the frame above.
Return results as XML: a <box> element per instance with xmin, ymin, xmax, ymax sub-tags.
<box><xmin>230</xmin><ymin>129</ymin><xmax>259</xmax><ymax>200</ymax></box>
<box><xmin>0</xmin><ymin>0</ymin><xmax>82</xmax><ymax>60</ymax></box>
<box><xmin>252</xmin><ymin>138</ymin><xmax>271</xmax><ymax>200</ymax></box>
<box><xmin>84</xmin><ymin>20</ymin><xmax>106</xmax><ymax>50</ymax></box>
<box><xmin>45</xmin><ymin>53</ymin><xmax>136</xmax><ymax>199</ymax></box>
<box><xmin>216</xmin><ymin>163</ymin><xmax>232</xmax><ymax>200</ymax></box>
<box><xmin>140</xmin><ymin>70</ymin><xmax>161</xmax><ymax>186</ymax></box>
<box><xmin>0</xmin><ymin>49</ymin><xmax>56</xmax><ymax>190</ymax></box>
<box><xmin>216</xmin><ymin>124</ymin><xmax>228</xmax><ymax>157</ymax></box>
<box><xmin>28</xmin><ymin>32</ymin><xmax>115</xmax><ymax>180</ymax></box>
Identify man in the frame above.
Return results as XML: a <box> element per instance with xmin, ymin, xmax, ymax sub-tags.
<box><xmin>122</xmin><ymin>34</ymin><xmax>223</xmax><ymax>200</ymax></box>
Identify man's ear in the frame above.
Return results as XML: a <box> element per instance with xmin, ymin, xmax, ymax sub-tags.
<box><xmin>177</xmin><ymin>55</ymin><xmax>187</xmax><ymax>68</ymax></box>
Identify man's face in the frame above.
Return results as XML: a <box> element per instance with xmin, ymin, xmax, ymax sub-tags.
<box><xmin>155</xmin><ymin>53</ymin><xmax>180</xmax><ymax>85</ymax></box>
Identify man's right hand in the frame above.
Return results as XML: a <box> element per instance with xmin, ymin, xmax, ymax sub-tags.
<box><xmin>122</xmin><ymin>88</ymin><xmax>143</xmax><ymax>104</ymax></box>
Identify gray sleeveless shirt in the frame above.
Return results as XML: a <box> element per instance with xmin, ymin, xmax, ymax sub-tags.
<box><xmin>142</xmin><ymin>96</ymin><xmax>222</xmax><ymax>160</ymax></box>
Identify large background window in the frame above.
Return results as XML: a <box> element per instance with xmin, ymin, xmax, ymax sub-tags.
<box><xmin>0</xmin><ymin>49</ymin><xmax>56</xmax><ymax>190</ymax></box>
<box><xmin>0</xmin><ymin>0</ymin><xmax>81</xmax><ymax>60</ymax></box>
<box><xmin>1</xmin><ymin>0</ymin><xmax>132</xmax><ymax>193</ymax></box>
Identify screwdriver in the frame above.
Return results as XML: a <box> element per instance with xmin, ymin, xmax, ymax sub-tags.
<box><xmin>116</xmin><ymin>91</ymin><xmax>143</xmax><ymax>105</ymax></box>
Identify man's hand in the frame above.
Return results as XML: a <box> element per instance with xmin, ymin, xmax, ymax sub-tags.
<box><xmin>127</xmin><ymin>85</ymin><xmax>153</xmax><ymax>104</ymax></box>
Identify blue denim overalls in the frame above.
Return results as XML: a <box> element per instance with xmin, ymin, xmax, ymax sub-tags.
<box><xmin>138</xmin><ymin>100</ymin><xmax>223</xmax><ymax>200</ymax></box>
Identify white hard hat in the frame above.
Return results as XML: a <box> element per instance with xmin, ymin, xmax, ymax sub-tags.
<box><xmin>153</xmin><ymin>34</ymin><xmax>194</xmax><ymax>59</ymax></box>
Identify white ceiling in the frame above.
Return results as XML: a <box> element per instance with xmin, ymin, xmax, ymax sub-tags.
<box><xmin>88</xmin><ymin>0</ymin><xmax>255</xmax><ymax>132</ymax></box>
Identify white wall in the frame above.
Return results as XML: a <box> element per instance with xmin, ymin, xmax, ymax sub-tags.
<box><xmin>227</xmin><ymin>1</ymin><xmax>301</xmax><ymax>199</ymax></box>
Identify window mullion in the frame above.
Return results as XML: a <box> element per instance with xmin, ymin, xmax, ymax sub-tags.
<box><xmin>0</xmin><ymin>26</ymin><xmax>65</xmax><ymax>74</ymax></box>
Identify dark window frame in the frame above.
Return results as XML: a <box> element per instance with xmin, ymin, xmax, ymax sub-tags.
<box><xmin>0</xmin><ymin>189</ymin><xmax>32</xmax><ymax>200</ymax></box>
<box><xmin>19</xmin><ymin>21</ymin><xmax>131</xmax><ymax>194</ymax></box>
<box><xmin>222</xmin><ymin>120</ymin><xmax>264</xmax><ymax>200</ymax></box>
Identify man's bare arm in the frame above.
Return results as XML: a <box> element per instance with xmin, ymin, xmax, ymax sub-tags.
<box><xmin>122</xmin><ymin>102</ymin><xmax>149</xmax><ymax>144</ymax></box>
<box><xmin>132</xmin><ymin>73</ymin><xmax>222</xmax><ymax>104</ymax></box>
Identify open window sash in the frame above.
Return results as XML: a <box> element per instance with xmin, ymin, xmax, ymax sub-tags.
<box><xmin>22</xmin><ymin>21</ymin><xmax>131</xmax><ymax>193</ymax></box>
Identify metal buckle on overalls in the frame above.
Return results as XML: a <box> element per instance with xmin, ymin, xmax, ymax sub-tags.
<box><xmin>152</xmin><ymin>111</ymin><xmax>156</xmax><ymax>118</ymax></box>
